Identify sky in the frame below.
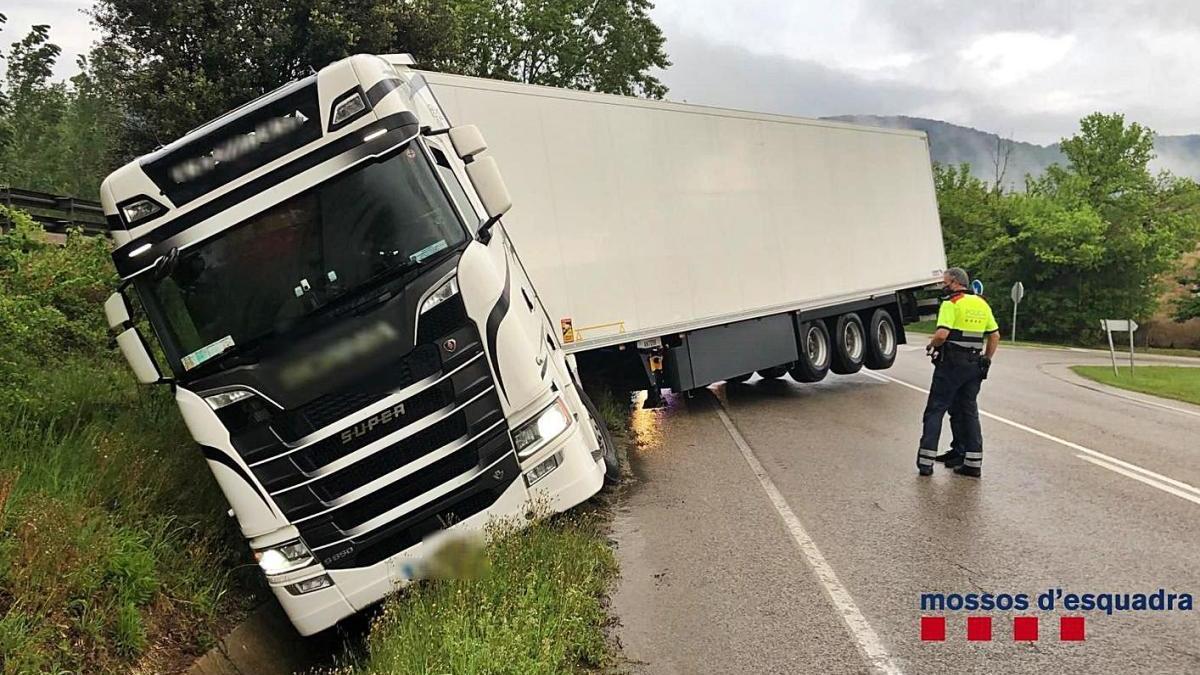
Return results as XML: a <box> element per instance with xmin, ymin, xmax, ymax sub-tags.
<box><xmin>4</xmin><ymin>0</ymin><xmax>1199</xmax><ymax>145</ymax></box>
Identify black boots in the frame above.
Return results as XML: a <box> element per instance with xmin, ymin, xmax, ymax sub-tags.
<box><xmin>935</xmin><ymin>451</ymin><xmax>964</xmax><ymax>468</ymax></box>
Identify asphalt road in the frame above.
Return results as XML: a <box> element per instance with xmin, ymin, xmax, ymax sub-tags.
<box><xmin>609</xmin><ymin>341</ymin><xmax>1200</xmax><ymax>674</ymax></box>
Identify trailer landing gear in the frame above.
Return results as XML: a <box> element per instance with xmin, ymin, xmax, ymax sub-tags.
<box><xmin>641</xmin><ymin>351</ymin><xmax>667</xmax><ymax>409</ymax></box>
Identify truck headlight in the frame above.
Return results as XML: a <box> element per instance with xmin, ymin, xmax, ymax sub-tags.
<box><xmin>254</xmin><ymin>540</ymin><xmax>313</xmax><ymax>576</ymax></box>
<box><xmin>421</xmin><ymin>277</ymin><xmax>459</xmax><ymax>314</ymax></box>
<box><xmin>512</xmin><ymin>398</ymin><xmax>571</xmax><ymax>459</ymax></box>
<box><xmin>119</xmin><ymin>197</ymin><xmax>165</xmax><ymax>225</ymax></box>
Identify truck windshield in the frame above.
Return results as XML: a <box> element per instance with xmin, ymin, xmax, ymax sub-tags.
<box><xmin>137</xmin><ymin>143</ymin><xmax>470</xmax><ymax>373</ymax></box>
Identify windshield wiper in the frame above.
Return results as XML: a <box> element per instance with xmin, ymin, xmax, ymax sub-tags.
<box><xmin>312</xmin><ymin>259</ymin><xmax>424</xmax><ymax>321</ymax></box>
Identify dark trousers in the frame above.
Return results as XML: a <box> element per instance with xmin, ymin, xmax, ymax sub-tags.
<box><xmin>917</xmin><ymin>353</ymin><xmax>983</xmax><ymax>470</ymax></box>
<box><xmin>947</xmin><ymin>397</ymin><xmax>970</xmax><ymax>457</ymax></box>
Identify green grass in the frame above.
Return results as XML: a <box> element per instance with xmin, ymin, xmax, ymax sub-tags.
<box><xmin>907</xmin><ymin>319</ymin><xmax>938</xmax><ymax>334</ymax></box>
<box><xmin>1071</xmin><ymin>365</ymin><xmax>1200</xmax><ymax>406</ymax></box>
<box><xmin>0</xmin><ymin>356</ymin><xmax>254</xmax><ymax>674</ymax></box>
<box><xmin>345</xmin><ymin>513</ymin><xmax>618</xmax><ymax>675</ymax></box>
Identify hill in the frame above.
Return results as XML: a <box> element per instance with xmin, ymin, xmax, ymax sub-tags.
<box><xmin>824</xmin><ymin>115</ymin><xmax>1200</xmax><ymax>190</ymax></box>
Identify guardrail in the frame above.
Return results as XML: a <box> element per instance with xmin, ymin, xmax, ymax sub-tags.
<box><xmin>0</xmin><ymin>187</ymin><xmax>110</xmax><ymax>236</ymax></box>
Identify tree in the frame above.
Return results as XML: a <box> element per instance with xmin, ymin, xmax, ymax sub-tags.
<box><xmin>90</xmin><ymin>0</ymin><xmax>670</xmax><ymax>161</ymax></box>
<box><xmin>933</xmin><ymin>113</ymin><xmax>1200</xmax><ymax>342</ymax></box>
<box><xmin>0</xmin><ymin>21</ymin><xmax>121</xmax><ymax>198</ymax></box>
<box><xmin>428</xmin><ymin>0</ymin><xmax>669</xmax><ymax>97</ymax></box>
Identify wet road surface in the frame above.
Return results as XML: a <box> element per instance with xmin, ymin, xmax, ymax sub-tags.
<box><xmin>609</xmin><ymin>343</ymin><xmax>1200</xmax><ymax>674</ymax></box>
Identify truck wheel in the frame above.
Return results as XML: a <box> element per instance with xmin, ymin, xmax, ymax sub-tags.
<box><xmin>726</xmin><ymin>373</ymin><xmax>752</xmax><ymax>384</ymax></box>
<box><xmin>579</xmin><ymin>389</ymin><xmax>620</xmax><ymax>485</ymax></box>
<box><xmin>864</xmin><ymin>308</ymin><xmax>898</xmax><ymax>370</ymax></box>
<box><xmin>830</xmin><ymin>313</ymin><xmax>866</xmax><ymax>374</ymax></box>
<box><xmin>789</xmin><ymin>321</ymin><xmax>831</xmax><ymax>382</ymax></box>
<box><xmin>757</xmin><ymin>366</ymin><xmax>788</xmax><ymax>379</ymax></box>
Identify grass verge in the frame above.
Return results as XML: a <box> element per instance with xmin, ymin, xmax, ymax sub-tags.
<box><xmin>1070</xmin><ymin>365</ymin><xmax>1200</xmax><ymax>407</ymax></box>
<box><xmin>345</xmin><ymin>512</ymin><xmax>617</xmax><ymax>675</ymax></box>
<box><xmin>342</xmin><ymin>388</ymin><xmax>631</xmax><ymax>675</ymax></box>
<box><xmin>0</xmin><ymin>357</ymin><xmax>255</xmax><ymax>674</ymax></box>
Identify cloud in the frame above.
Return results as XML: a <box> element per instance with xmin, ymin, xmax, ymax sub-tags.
<box><xmin>654</xmin><ymin>34</ymin><xmax>946</xmax><ymax>119</ymax></box>
<box><xmin>653</xmin><ymin>0</ymin><xmax>1200</xmax><ymax>143</ymax></box>
<box><xmin>3</xmin><ymin>1</ymin><xmax>96</xmax><ymax>81</ymax></box>
<box><xmin>958</xmin><ymin>32</ymin><xmax>1076</xmax><ymax>87</ymax></box>
<box><xmin>6</xmin><ymin>0</ymin><xmax>1198</xmax><ymax>144</ymax></box>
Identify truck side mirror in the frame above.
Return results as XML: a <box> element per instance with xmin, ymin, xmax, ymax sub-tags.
<box><xmin>116</xmin><ymin>328</ymin><xmax>164</xmax><ymax>385</ymax></box>
<box><xmin>448</xmin><ymin>125</ymin><xmax>488</xmax><ymax>159</ymax></box>
<box><xmin>105</xmin><ymin>292</ymin><xmax>131</xmax><ymax>330</ymax></box>
<box><xmin>466</xmin><ymin>157</ymin><xmax>512</xmax><ymax>222</ymax></box>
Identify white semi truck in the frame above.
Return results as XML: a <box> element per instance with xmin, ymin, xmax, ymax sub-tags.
<box><xmin>99</xmin><ymin>54</ymin><xmax>945</xmax><ymax>635</ymax></box>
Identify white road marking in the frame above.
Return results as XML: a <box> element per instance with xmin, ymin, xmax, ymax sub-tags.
<box><xmin>713</xmin><ymin>400</ymin><xmax>903</xmax><ymax>675</ymax></box>
<box><xmin>1075</xmin><ymin>455</ymin><xmax>1200</xmax><ymax>506</ymax></box>
<box><xmin>862</xmin><ymin>370</ymin><xmax>1200</xmax><ymax>505</ymax></box>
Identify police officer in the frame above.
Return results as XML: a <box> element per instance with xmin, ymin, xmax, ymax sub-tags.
<box><xmin>916</xmin><ymin>268</ymin><xmax>999</xmax><ymax>477</ymax></box>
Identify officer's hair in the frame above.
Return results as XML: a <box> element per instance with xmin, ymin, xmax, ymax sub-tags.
<box><xmin>946</xmin><ymin>267</ymin><xmax>970</xmax><ymax>287</ymax></box>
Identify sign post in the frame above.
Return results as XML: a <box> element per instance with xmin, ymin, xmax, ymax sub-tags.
<box><xmin>1010</xmin><ymin>282</ymin><xmax>1025</xmax><ymax>343</ymax></box>
<box><xmin>1100</xmin><ymin>319</ymin><xmax>1139</xmax><ymax>377</ymax></box>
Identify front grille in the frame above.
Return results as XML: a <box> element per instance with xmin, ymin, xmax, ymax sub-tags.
<box><xmin>274</xmin><ymin>344</ymin><xmax>441</xmax><ymax>441</ymax></box>
<box><xmin>330</xmin><ymin>441</ymin><xmax>486</xmax><ymax>531</ymax></box>
<box><xmin>311</xmin><ymin>414</ymin><xmax>470</xmax><ymax>502</ymax></box>
<box><xmin>320</xmin><ymin>452</ymin><xmax>520</xmax><ymax>569</ymax></box>
<box><xmin>350</xmin><ymin>486</ymin><xmax>503</xmax><ymax>567</ymax></box>
<box><xmin>294</xmin><ymin>384</ymin><xmax>451</xmax><ymax>473</ymax></box>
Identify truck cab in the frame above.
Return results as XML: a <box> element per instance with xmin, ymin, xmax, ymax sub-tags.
<box><xmin>100</xmin><ymin>54</ymin><xmax>610</xmax><ymax>635</ymax></box>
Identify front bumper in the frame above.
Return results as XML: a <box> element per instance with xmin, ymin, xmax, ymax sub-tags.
<box><xmin>273</xmin><ymin>422</ymin><xmax>604</xmax><ymax>636</ymax></box>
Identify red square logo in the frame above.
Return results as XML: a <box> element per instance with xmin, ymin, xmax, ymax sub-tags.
<box><xmin>967</xmin><ymin>616</ymin><xmax>992</xmax><ymax>641</ymax></box>
<box><xmin>1014</xmin><ymin>616</ymin><xmax>1039</xmax><ymax>641</ymax></box>
<box><xmin>1060</xmin><ymin>616</ymin><xmax>1086</xmax><ymax>641</ymax></box>
<box><xmin>921</xmin><ymin>616</ymin><xmax>946</xmax><ymax>641</ymax></box>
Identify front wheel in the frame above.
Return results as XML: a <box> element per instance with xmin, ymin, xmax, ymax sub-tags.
<box><xmin>726</xmin><ymin>373</ymin><xmax>752</xmax><ymax>384</ymax></box>
<box><xmin>578</xmin><ymin>389</ymin><xmax>620</xmax><ymax>485</ymax></box>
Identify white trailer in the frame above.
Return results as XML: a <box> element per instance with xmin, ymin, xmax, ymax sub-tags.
<box><xmin>419</xmin><ymin>71</ymin><xmax>946</xmax><ymax>396</ymax></box>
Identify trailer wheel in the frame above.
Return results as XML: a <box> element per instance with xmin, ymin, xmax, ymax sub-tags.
<box><xmin>726</xmin><ymin>373</ymin><xmax>752</xmax><ymax>384</ymax></box>
<box><xmin>789</xmin><ymin>321</ymin><xmax>831</xmax><ymax>382</ymax></box>
<box><xmin>864</xmin><ymin>308</ymin><xmax>898</xmax><ymax>370</ymax></box>
<box><xmin>579</xmin><ymin>389</ymin><xmax>620</xmax><ymax>485</ymax></box>
<box><xmin>830</xmin><ymin>313</ymin><xmax>866</xmax><ymax>374</ymax></box>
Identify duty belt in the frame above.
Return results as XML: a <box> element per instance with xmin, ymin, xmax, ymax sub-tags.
<box><xmin>942</xmin><ymin>342</ymin><xmax>982</xmax><ymax>356</ymax></box>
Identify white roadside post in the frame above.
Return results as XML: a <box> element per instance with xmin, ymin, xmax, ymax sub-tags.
<box><xmin>1100</xmin><ymin>319</ymin><xmax>1139</xmax><ymax>377</ymax></box>
<box><xmin>1010</xmin><ymin>281</ymin><xmax>1025</xmax><ymax>343</ymax></box>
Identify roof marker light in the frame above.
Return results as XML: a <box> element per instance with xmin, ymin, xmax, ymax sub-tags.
<box><xmin>331</xmin><ymin>92</ymin><xmax>367</xmax><ymax>128</ymax></box>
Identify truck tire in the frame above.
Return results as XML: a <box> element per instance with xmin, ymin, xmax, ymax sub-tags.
<box><xmin>726</xmin><ymin>373</ymin><xmax>752</xmax><ymax>384</ymax></box>
<box><xmin>757</xmin><ymin>366</ymin><xmax>788</xmax><ymax>379</ymax></box>
<box><xmin>789</xmin><ymin>321</ymin><xmax>831</xmax><ymax>382</ymax></box>
<box><xmin>864</xmin><ymin>308</ymin><xmax>898</xmax><ymax>370</ymax></box>
<box><xmin>579</xmin><ymin>389</ymin><xmax>621</xmax><ymax>485</ymax></box>
<box><xmin>830</xmin><ymin>313</ymin><xmax>866</xmax><ymax>374</ymax></box>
